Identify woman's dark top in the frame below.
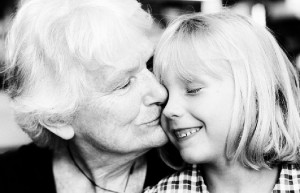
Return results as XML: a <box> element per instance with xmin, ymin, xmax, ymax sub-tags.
<box><xmin>0</xmin><ymin>143</ymin><xmax>174</xmax><ymax>193</ymax></box>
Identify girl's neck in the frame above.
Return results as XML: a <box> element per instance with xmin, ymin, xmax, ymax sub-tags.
<box><xmin>201</xmin><ymin>162</ymin><xmax>279</xmax><ymax>193</ymax></box>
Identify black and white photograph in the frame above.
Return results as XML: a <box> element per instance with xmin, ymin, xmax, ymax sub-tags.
<box><xmin>0</xmin><ymin>0</ymin><xmax>300</xmax><ymax>192</ymax></box>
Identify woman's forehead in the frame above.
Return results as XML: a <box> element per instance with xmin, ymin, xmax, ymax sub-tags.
<box><xmin>82</xmin><ymin>39</ymin><xmax>154</xmax><ymax>72</ymax></box>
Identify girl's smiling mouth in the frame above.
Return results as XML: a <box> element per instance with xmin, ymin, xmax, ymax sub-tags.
<box><xmin>173</xmin><ymin>126</ymin><xmax>203</xmax><ymax>139</ymax></box>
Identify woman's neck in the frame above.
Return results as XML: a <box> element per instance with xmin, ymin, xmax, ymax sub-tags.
<box><xmin>53</xmin><ymin>142</ymin><xmax>147</xmax><ymax>193</ymax></box>
<box><xmin>201</xmin><ymin>162</ymin><xmax>279</xmax><ymax>193</ymax></box>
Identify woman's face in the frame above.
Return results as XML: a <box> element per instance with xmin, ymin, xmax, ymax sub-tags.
<box><xmin>161</xmin><ymin>58</ymin><xmax>235</xmax><ymax>166</ymax></box>
<box><xmin>72</xmin><ymin>52</ymin><xmax>168</xmax><ymax>156</ymax></box>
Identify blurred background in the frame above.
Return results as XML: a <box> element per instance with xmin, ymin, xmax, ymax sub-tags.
<box><xmin>0</xmin><ymin>0</ymin><xmax>299</xmax><ymax>153</ymax></box>
<box><xmin>140</xmin><ymin>0</ymin><xmax>300</xmax><ymax>65</ymax></box>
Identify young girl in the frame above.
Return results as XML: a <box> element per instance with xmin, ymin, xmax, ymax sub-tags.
<box><xmin>144</xmin><ymin>12</ymin><xmax>300</xmax><ymax>193</ymax></box>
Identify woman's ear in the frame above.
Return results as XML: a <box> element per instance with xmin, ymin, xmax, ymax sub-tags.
<box><xmin>43</xmin><ymin>124</ymin><xmax>75</xmax><ymax>140</ymax></box>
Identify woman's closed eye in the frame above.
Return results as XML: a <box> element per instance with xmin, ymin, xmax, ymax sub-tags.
<box><xmin>116</xmin><ymin>77</ymin><xmax>136</xmax><ymax>90</ymax></box>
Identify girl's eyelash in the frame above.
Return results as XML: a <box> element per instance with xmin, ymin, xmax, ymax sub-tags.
<box><xmin>186</xmin><ymin>88</ymin><xmax>202</xmax><ymax>94</ymax></box>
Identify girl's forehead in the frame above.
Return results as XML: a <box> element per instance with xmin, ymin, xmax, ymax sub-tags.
<box><xmin>165</xmin><ymin>58</ymin><xmax>229</xmax><ymax>80</ymax></box>
<box><xmin>170</xmin><ymin>29</ymin><xmax>243</xmax><ymax>62</ymax></box>
<box><xmin>155</xmin><ymin>34</ymin><xmax>236</xmax><ymax>84</ymax></box>
<box><xmin>157</xmin><ymin>47</ymin><xmax>234</xmax><ymax>88</ymax></box>
<box><xmin>171</xmin><ymin>44</ymin><xmax>229</xmax><ymax>74</ymax></box>
<box><xmin>170</xmin><ymin>37</ymin><xmax>229</xmax><ymax>65</ymax></box>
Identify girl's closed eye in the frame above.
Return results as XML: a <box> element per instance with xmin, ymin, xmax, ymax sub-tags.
<box><xmin>186</xmin><ymin>87</ymin><xmax>202</xmax><ymax>95</ymax></box>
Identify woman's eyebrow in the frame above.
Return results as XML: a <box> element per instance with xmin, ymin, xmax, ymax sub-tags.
<box><xmin>106</xmin><ymin>65</ymin><xmax>141</xmax><ymax>87</ymax></box>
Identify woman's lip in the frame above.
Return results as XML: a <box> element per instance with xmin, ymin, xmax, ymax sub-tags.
<box><xmin>142</xmin><ymin>117</ymin><xmax>160</xmax><ymax>126</ymax></box>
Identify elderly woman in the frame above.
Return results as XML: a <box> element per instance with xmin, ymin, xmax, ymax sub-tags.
<box><xmin>0</xmin><ymin>0</ymin><xmax>173</xmax><ymax>192</ymax></box>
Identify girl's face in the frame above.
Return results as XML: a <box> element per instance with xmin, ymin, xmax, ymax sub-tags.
<box><xmin>161</xmin><ymin>58</ymin><xmax>235</xmax><ymax>166</ymax></box>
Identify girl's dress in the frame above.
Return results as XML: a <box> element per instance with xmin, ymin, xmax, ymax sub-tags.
<box><xmin>144</xmin><ymin>164</ymin><xmax>300</xmax><ymax>193</ymax></box>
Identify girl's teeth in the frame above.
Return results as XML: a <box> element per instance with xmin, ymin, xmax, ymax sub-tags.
<box><xmin>175</xmin><ymin>128</ymin><xmax>201</xmax><ymax>139</ymax></box>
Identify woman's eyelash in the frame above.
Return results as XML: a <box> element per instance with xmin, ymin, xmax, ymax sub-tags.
<box><xmin>186</xmin><ymin>88</ymin><xmax>201</xmax><ymax>94</ymax></box>
<box><xmin>118</xmin><ymin>77</ymin><xmax>135</xmax><ymax>90</ymax></box>
<box><xmin>120</xmin><ymin>81</ymin><xmax>130</xmax><ymax>89</ymax></box>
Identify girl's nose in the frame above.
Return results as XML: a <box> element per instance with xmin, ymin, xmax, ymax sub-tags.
<box><xmin>162</xmin><ymin>95</ymin><xmax>184</xmax><ymax>119</ymax></box>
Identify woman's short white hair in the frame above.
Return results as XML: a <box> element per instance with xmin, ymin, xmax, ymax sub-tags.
<box><xmin>4</xmin><ymin>0</ymin><xmax>155</xmax><ymax>148</ymax></box>
<box><xmin>155</xmin><ymin>11</ymin><xmax>300</xmax><ymax>170</ymax></box>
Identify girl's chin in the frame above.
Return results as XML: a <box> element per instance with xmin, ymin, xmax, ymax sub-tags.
<box><xmin>180</xmin><ymin>151</ymin><xmax>203</xmax><ymax>165</ymax></box>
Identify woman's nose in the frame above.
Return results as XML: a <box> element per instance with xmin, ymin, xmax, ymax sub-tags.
<box><xmin>143</xmin><ymin>69</ymin><xmax>167</xmax><ymax>106</ymax></box>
